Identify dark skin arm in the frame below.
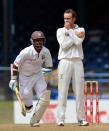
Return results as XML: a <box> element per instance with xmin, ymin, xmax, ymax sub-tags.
<box><xmin>11</xmin><ymin>64</ymin><xmax>18</xmax><ymax>80</ymax></box>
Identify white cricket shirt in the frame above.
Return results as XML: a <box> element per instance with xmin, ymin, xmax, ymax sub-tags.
<box><xmin>56</xmin><ymin>24</ymin><xmax>85</xmax><ymax>60</ymax></box>
<box><xmin>14</xmin><ymin>45</ymin><xmax>53</xmax><ymax>76</ymax></box>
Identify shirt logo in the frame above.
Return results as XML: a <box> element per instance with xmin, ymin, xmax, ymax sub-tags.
<box><xmin>42</xmin><ymin>55</ymin><xmax>45</xmax><ymax>60</ymax></box>
<box><xmin>26</xmin><ymin>58</ymin><xmax>38</xmax><ymax>64</ymax></box>
<box><xmin>65</xmin><ymin>32</ymin><xmax>69</xmax><ymax>36</ymax></box>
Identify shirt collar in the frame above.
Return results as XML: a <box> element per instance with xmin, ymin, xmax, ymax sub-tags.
<box><xmin>31</xmin><ymin>45</ymin><xmax>37</xmax><ymax>55</ymax></box>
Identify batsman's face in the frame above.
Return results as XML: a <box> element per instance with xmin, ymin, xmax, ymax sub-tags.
<box><xmin>33</xmin><ymin>39</ymin><xmax>44</xmax><ymax>52</ymax></box>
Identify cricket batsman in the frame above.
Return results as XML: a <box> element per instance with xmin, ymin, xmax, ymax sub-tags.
<box><xmin>9</xmin><ymin>31</ymin><xmax>53</xmax><ymax>127</ymax></box>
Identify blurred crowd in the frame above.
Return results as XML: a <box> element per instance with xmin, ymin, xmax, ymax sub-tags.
<box><xmin>0</xmin><ymin>0</ymin><xmax>109</xmax><ymax>71</ymax></box>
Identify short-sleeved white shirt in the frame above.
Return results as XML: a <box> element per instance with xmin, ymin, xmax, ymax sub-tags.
<box><xmin>14</xmin><ymin>45</ymin><xmax>53</xmax><ymax>76</ymax></box>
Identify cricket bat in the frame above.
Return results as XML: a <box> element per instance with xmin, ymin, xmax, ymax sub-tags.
<box><xmin>11</xmin><ymin>64</ymin><xmax>26</xmax><ymax>117</ymax></box>
<box><xmin>14</xmin><ymin>82</ymin><xmax>26</xmax><ymax>117</ymax></box>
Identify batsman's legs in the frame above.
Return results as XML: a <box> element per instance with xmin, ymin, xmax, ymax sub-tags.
<box><xmin>30</xmin><ymin>90</ymin><xmax>51</xmax><ymax>127</ymax></box>
<box><xmin>19</xmin><ymin>75</ymin><xmax>37</xmax><ymax>114</ymax></box>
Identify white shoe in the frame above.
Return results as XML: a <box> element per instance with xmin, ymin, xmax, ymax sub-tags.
<box><xmin>30</xmin><ymin>116</ymin><xmax>40</xmax><ymax>127</ymax></box>
<box><xmin>30</xmin><ymin>122</ymin><xmax>39</xmax><ymax>127</ymax></box>
<box><xmin>57</xmin><ymin>121</ymin><xmax>64</xmax><ymax>126</ymax></box>
<box><xmin>78</xmin><ymin>120</ymin><xmax>89</xmax><ymax>126</ymax></box>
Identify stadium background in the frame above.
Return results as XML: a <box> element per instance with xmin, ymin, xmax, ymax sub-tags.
<box><xmin>0</xmin><ymin>0</ymin><xmax>109</xmax><ymax>125</ymax></box>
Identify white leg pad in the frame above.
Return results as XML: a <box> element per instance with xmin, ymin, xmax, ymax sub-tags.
<box><xmin>32</xmin><ymin>90</ymin><xmax>50</xmax><ymax>122</ymax></box>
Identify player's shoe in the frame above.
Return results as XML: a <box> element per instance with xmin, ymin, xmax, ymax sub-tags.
<box><xmin>30</xmin><ymin>113</ymin><xmax>40</xmax><ymax>127</ymax></box>
<box><xmin>25</xmin><ymin>105</ymin><xmax>33</xmax><ymax>113</ymax></box>
<box><xmin>57</xmin><ymin>121</ymin><xmax>64</xmax><ymax>126</ymax></box>
<box><xmin>78</xmin><ymin>120</ymin><xmax>89</xmax><ymax>126</ymax></box>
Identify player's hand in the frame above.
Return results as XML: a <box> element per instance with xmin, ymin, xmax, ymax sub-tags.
<box><xmin>41</xmin><ymin>68</ymin><xmax>52</xmax><ymax>74</ymax></box>
<box><xmin>9</xmin><ymin>79</ymin><xmax>17</xmax><ymax>92</ymax></box>
<box><xmin>64</xmin><ymin>21</ymin><xmax>72</xmax><ymax>30</ymax></box>
<box><xmin>75</xmin><ymin>31</ymin><xmax>85</xmax><ymax>38</ymax></box>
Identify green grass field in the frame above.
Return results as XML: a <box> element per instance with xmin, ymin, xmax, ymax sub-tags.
<box><xmin>0</xmin><ymin>100</ymin><xmax>13</xmax><ymax>124</ymax></box>
<box><xmin>0</xmin><ymin>124</ymin><xmax>109</xmax><ymax>131</ymax></box>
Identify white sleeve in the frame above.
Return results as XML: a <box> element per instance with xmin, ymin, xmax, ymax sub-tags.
<box><xmin>56</xmin><ymin>28</ymin><xmax>74</xmax><ymax>50</ymax></box>
<box><xmin>69</xmin><ymin>28</ymin><xmax>85</xmax><ymax>46</ymax></box>
<box><xmin>44</xmin><ymin>49</ymin><xmax>53</xmax><ymax>67</ymax></box>
<box><xmin>56</xmin><ymin>28</ymin><xmax>85</xmax><ymax>49</ymax></box>
<box><xmin>14</xmin><ymin>50</ymin><xmax>27</xmax><ymax>67</ymax></box>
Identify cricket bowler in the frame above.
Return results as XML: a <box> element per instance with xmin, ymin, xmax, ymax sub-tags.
<box><xmin>56</xmin><ymin>9</ymin><xmax>89</xmax><ymax>126</ymax></box>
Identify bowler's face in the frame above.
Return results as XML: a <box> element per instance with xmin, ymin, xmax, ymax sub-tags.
<box><xmin>64</xmin><ymin>13</ymin><xmax>75</xmax><ymax>24</ymax></box>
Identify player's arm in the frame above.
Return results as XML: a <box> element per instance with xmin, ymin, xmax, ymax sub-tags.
<box><xmin>9</xmin><ymin>64</ymin><xmax>18</xmax><ymax>92</ymax></box>
<box><xmin>69</xmin><ymin>28</ymin><xmax>85</xmax><ymax>46</ymax></box>
<box><xmin>10</xmin><ymin>64</ymin><xmax>26</xmax><ymax>116</ymax></box>
<box><xmin>56</xmin><ymin>28</ymin><xmax>75</xmax><ymax>50</ymax></box>
<box><xmin>41</xmin><ymin>49</ymin><xmax>53</xmax><ymax>74</ymax></box>
<box><xmin>75</xmin><ymin>31</ymin><xmax>85</xmax><ymax>38</ymax></box>
<box><xmin>11</xmin><ymin>64</ymin><xmax>18</xmax><ymax>80</ymax></box>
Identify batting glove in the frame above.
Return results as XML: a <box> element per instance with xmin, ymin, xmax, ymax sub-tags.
<box><xmin>41</xmin><ymin>68</ymin><xmax>52</xmax><ymax>74</ymax></box>
<box><xmin>9</xmin><ymin>80</ymin><xmax>18</xmax><ymax>92</ymax></box>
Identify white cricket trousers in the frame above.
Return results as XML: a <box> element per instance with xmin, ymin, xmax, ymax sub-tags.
<box><xmin>57</xmin><ymin>58</ymin><xmax>85</xmax><ymax>122</ymax></box>
<box><xmin>19</xmin><ymin>72</ymin><xmax>47</xmax><ymax>107</ymax></box>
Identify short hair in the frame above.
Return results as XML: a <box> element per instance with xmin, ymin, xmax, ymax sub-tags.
<box><xmin>64</xmin><ymin>9</ymin><xmax>77</xmax><ymax>18</ymax></box>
